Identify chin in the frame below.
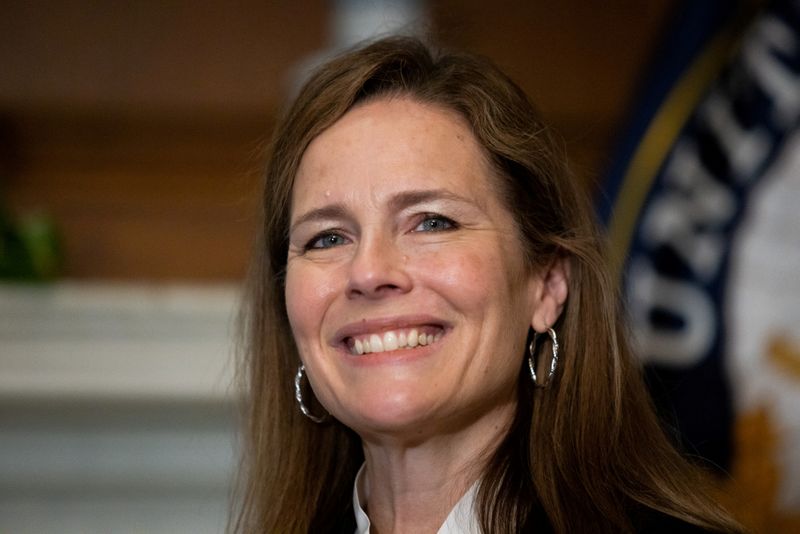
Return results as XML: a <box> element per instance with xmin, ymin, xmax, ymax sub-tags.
<box><xmin>337</xmin><ymin>389</ymin><xmax>439</xmax><ymax>438</ymax></box>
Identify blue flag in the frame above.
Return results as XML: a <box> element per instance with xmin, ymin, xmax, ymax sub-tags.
<box><xmin>601</xmin><ymin>0</ymin><xmax>800</xmax><ymax>476</ymax></box>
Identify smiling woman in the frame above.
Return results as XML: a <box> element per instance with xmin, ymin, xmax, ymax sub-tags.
<box><xmin>285</xmin><ymin>99</ymin><xmax>548</xmax><ymax>441</ymax></box>
<box><xmin>230</xmin><ymin>37</ymin><xmax>744</xmax><ymax>534</ymax></box>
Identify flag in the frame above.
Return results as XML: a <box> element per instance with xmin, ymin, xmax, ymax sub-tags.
<box><xmin>602</xmin><ymin>0</ymin><xmax>800</xmax><ymax>528</ymax></box>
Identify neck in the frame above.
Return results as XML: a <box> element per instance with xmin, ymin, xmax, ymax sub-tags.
<box><xmin>358</xmin><ymin>400</ymin><xmax>516</xmax><ymax>534</ymax></box>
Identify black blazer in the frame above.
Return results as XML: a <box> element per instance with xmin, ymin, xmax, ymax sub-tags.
<box><xmin>329</xmin><ymin>502</ymin><xmax>718</xmax><ymax>533</ymax></box>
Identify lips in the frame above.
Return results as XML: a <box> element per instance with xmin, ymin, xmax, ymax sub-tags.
<box><xmin>346</xmin><ymin>326</ymin><xmax>445</xmax><ymax>355</ymax></box>
<box><xmin>333</xmin><ymin>315</ymin><xmax>449</xmax><ymax>356</ymax></box>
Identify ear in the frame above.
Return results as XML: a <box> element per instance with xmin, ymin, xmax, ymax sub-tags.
<box><xmin>529</xmin><ymin>255</ymin><xmax>570</xmax><ymax>333</ymax></box>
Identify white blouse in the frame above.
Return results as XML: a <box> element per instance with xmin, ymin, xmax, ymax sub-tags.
<box><xmin>352</xmin><ymin>465</ymin><xmax>481</xmax><ymax>534</ymax></box>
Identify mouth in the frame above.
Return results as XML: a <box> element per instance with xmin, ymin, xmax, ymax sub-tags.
<box><xmin>344</xmin><ymin>326</ymin><xmax>445</xmax><ymax>355</ymax></box>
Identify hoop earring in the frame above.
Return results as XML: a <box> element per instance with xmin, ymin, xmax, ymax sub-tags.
<box><xmin>528</xmin><ymin>328</ymin><xmax>559</xmax><ymax>388</ymax></box>
<box><xmin>294</xmin><ymin>365</ymin><xmax>327</xmax><ymax>423</ymax></box>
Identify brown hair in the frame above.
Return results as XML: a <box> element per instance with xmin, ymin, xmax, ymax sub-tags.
<box><xmin>231</xmin><ymin>36</ymin><xmax>743</xmax><ymax>533</ymax></box>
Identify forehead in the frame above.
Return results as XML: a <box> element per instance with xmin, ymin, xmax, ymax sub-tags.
<box><xmin>291</xmin><ymin>98</ymin><xmax>499</xmax><ymax>214</ymax></box>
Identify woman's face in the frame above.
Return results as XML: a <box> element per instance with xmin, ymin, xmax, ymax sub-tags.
<box><xmin>285</xmin><ymin>98</ymin><xmax>545</xmax><ymax>440</ymax></box>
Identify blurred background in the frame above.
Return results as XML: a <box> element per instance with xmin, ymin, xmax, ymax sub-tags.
<box><xmin>1</xmin><ymin>1</ymin><xmax>798</xmax><ymax>532</ymax></box>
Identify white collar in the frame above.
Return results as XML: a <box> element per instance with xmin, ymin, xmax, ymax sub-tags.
<box><xmin>352</xmin><ymin>464</ymin><xmax>481</xmax><ymax>534</ymax></box>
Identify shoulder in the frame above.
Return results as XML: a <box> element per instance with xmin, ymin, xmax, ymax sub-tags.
<box><xmin>326</xmin><ymin>502</ymin><xmax>356</xmax><ymax>534</ymax></box>
<box><xmin>632</xmin><ymin>508</ymin><xmax>727</xmax><ymax>534</ymax></box>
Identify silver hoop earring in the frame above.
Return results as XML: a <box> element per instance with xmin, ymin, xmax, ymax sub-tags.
<box><xmin>294</xmin><ymin>364</ymin><xmax>327</xmax><ymax>423</ymax></box>
<box><xmin>528</xmin><ymin>328</ymin><xmax>559</xmax><ymax>388</ymax></box>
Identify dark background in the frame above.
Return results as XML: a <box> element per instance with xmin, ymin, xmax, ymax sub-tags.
<box><xmin>0</xmin><ymin>0</ymin><xmax>673</xmax><ymax>279</ymax></box>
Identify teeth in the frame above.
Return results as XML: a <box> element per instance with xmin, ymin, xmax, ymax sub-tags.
<box><xmin>407</xmin><ymin>329</ymin><xmax>418</xmax><ymax>347</ymax></box>
<box><xmin>369</xmin><ymin>334</ymin><xmax>384</xmax><ymax>352</ymax></box>
<box><xmin>383</xmin><ymin>331</ymin><xmax>398</xmax><ymax>351</ymax></box>
<box><xmin>349</xmin><ymin>327</ymin><xmax>442</xmax><ymax>355</ymax></box>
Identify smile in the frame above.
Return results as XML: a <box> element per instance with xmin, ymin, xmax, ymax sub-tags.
<box><xmin>346</xmin><ymin>327</ymin><xmax>444</xmax><ymax>355</ymax></box>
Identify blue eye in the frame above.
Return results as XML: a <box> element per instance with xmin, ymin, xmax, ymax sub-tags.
<box><xmin>416</xmin><ymin>215</ymin><xmax>456</xmax><ymax>232</ymax></box>
<box><xmin>307</xmin><ymin>233</ymin><xmax>348</xmax><ymax>250</ymax></box>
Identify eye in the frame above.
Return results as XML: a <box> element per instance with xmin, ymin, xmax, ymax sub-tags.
<box><xmin>306</xmin><ymin>232</ymin><xmax>349</xmax><ymax>250</ymax></box>
<box><xmin>414</xmin><ymin>214</ymin><xmax>457</xmax><ymax>232</ymax></box>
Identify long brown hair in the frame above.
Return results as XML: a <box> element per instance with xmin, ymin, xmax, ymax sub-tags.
<box><xmin>231</xmin><ymin>36</ymin><xmax>743</xmax><ymax>533</ymax></box>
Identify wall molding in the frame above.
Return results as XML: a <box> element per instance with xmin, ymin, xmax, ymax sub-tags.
<box><xmin>0</xmin><ymin>282</ymin><xmax>239</xmax><ymax>401</ymax></box>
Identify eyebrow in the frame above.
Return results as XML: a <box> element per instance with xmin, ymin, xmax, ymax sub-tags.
<box><xmin>388</xmin><ymin>188</ymin><xmax>474</xmax><ymax>212</ymax></box>
<box><xmin>289</xmin><ymin>188</ymin><xmax>477</xmax><ymax>234</ymax></box>
<box><xmin>289</xmin><ymin>204</ymin><xmax>350</xmax><ymax>235</ymax></box>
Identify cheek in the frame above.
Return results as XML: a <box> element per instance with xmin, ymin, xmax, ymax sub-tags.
<box><xmin>284</xmin><ymin>264</ymin><xmax>341</xmax><ymax>340</ymax></box>
<box><xmin>413</xmin><ymin>242</ymin><xmax>533</xmax><ymax>353</ymax></box>
<box><xmin>417</xmin><ymin>247</ymin><xmax>506</xmax><ymax>307</ymax></box>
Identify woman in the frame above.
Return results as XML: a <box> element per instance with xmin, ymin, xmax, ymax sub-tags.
<box><xmin>231</xmin><ymin>36</ymin><xmax>743</xmax><ymax>533</ymax></box>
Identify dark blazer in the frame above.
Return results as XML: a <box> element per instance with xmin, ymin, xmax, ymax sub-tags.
<box><xmin>329</xmin><ymin>502</ymin><xmax>718</xmax><ymax>533</ymax></box>
<box><xmin>331</xmin><ymin>501</ymin><xmax>356</xmax><ymax>534</ymax></box>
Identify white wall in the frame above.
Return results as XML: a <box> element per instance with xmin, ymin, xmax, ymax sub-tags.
<box><xmin>0</xmin><ymin>283</ymin><xmax>239</xmax><ymax>533</ymax></box>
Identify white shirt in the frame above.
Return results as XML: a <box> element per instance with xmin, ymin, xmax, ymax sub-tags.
<box><xmin>352</xmin><ymin>465</ymin><xmax>481</xmax><ymax>534</ymax></box>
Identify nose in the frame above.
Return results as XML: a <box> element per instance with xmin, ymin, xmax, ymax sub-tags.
<box><xmin>345</xmin><ymin>234</ymin><xmax>412</xmax><ymax>299</ymax></box>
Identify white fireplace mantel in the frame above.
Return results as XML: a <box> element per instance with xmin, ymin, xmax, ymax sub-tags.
<box><xmin>0</xmin><ymin>282</ymin><xmax>240</xmax><ymax>402</ymax></box>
